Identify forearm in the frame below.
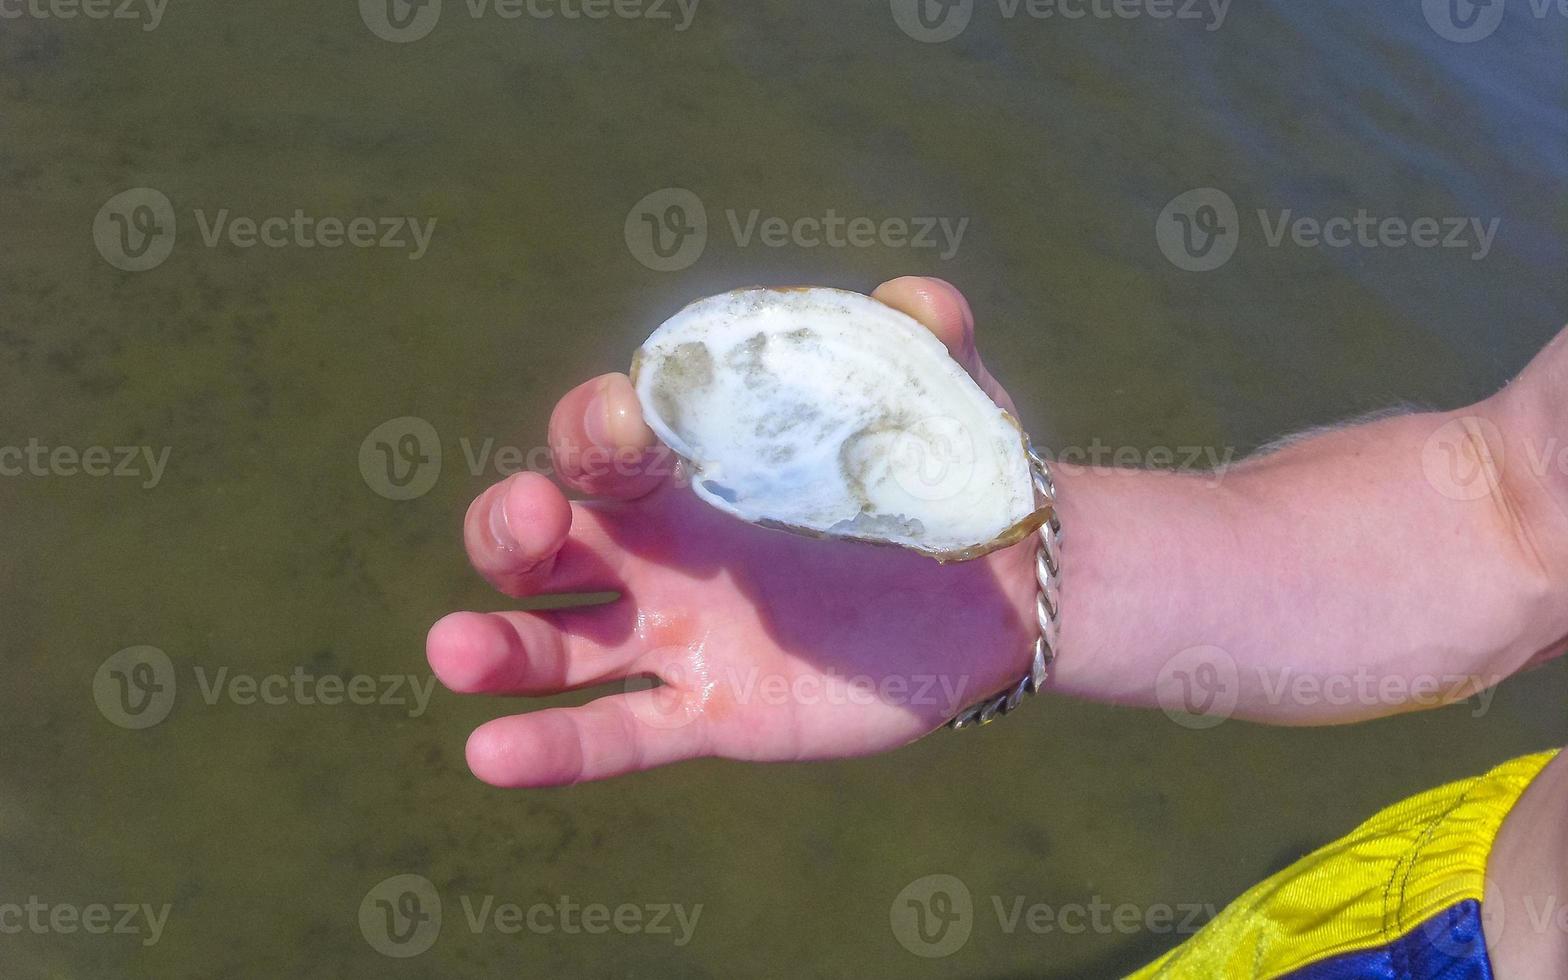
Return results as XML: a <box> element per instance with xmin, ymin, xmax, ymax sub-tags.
<box><xmin>1047</xmin><ymin>344</ymin><xmax>1568</xmax><ymax>723</ymax></box>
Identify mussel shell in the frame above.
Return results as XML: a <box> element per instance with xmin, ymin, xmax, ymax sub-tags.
<box><xmin>632</xmin><ymin>287</ymin><xmax>1050</xmax><ymax>562</ymax></box>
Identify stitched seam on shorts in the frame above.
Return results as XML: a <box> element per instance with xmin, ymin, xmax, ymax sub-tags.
<box><xmin>1381</xmin><ymin>783</ymin><xmax>1480</xmax><ymax>940</ymax></box>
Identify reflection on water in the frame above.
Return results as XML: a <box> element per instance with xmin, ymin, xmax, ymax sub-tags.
<box><xmin>1</xmin><ymin>1</ymin><xmax>1564</xmax><ymax>976</ymax></box>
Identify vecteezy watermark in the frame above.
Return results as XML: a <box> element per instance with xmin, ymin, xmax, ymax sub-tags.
<box><xmin>0</xmin><ymin>439</ymin><xmax>170</xmax><ymax>489</ymax></box>
<box><xmin>623</xmin><ymin>187</ymin><xmax>969</xmax><ymax>272</ymax></box>
<box><xmin>358</xmin><ymin>0</ymin><xmax>699</xmax><ymax>43</ymax></box>
<box><xmin>357</xmin><ymin>416</ymin><xmax>1238</xmax><ymax>502</ymax></box>
<box><xmin>891</xmin><ymin>875</ymin><xmax>973</xmax><ymax>958</ymax></box>
<box><xmin>360</xmin><ymin>417</ymin><xmax>444</xmax><ymax>501</ymax></box>
<box><xmin>189</xmin><ymin>666</ymin><xmax>435</xmax><ymax>717</ymax></box>
<box><xmin>1421</xmin><ymin>415</ymin><xmax>1506</xmax><ymax>502</ymax></box>
<box><xmin>1153</xmin><ymin>645</ymin><xmax>1503</xmax><ymax>729</ymax></box>
<box><xmin>459</xmin><ymin>895</ymin><xmax>701</xmax><ymax>946</ymax></box>
<box><xmin>0</xmin><ymin>0</ymin><xmax>167</xmax><ymax>31</ymax></box>
<box><xmin>890</xmin><ymin>0</ymin><xmax>1231</xmax><ymax>43</ymax></box>
<box><xmin>1044</xmin><ymin>441</ymin><xmax>1235</xmax><ymax>486</ymax></box>
<box><xmin>1156</xmin><ymin>188</ymin><xmax>1501</xmax><ymax>272</ymax></box>
<box><xmin>358</xmin><ymin>875</ymin><xmax>701</xmax><ymax>958</ymax></box>
<box><xmin>92</xmin><ymin>646</ymin><xmax>436</xmax><ymax>729</ymax></box>
<box><xmin>1501</xmin><ymin>891</ymin><xmax>1568</xmax><ymax>936</ymax></box>
<box><xmin>1423</xmin><ymin>0</ymin><xmax>1508</xmax><ymax>41</ymax></box>
<box><xmin>891</xmin><ymin>874</ymin><xmax>1214</xmax><ymax>958</ymax></box>
<box><xmin>357</xmin><ymin>417</ymin><xmax>684</xmax><ymax>500</ymax></box>
<box><xmin>356</xmin><ymin>420</ymin><xmax>576</xmax><ymax>501</ymax></box>
<box><xmin>1423</xmin><ymin>416</ymin><xmax>1568</xmax><ymax>503</ymax></box>
<box><xmin>625</xmin><ymin>664</ymin><xmax>976</xmax><ymax>731</ymax></box>
<box><xmin>1424</xmin><ymin>0</ymin><xmax>1568</xmax><ymax>42</ymax></box>
<box><xmin>1422</xmin><ymin>417</ymin><xmax>1568</xmax><ymax>502</ymax></box>
<box><xmin>93</xmin><ymin>646</ymin><xmax>178</xmax><ymax>730</ymax></box>
<box><xmin>881</xmin><ymin>425</ymin><xmax>1238</xmax><ymax>496</ymax></box>
<box><xmin>1155</xmin><ymin>188</ymin><xmax>1239</xmax><ymax>273</ymax></box>
<box><xmin>360</xmin><ymin>875</ymin><xmax>442</xmax><ymax>959</ymax></box>
<box><xmin>1151</xmin><ymin>645</ymin><xmax>1239</xmax><ymax>729</ymax></box>
<box><xmin>93</xmin><ymin>188</ymin><xmax>437</xmax><ymax>271</ymax></box>
<box><xmin>0</xmin><ymin>898</ymin><xmax>172</xmax><ymax>947</ymax></box>
<box><xmin>1415</xmin><ymin>877</ymin><xmax>1568</xmax><ymax>964</ymax></box>
<box><xmin>93</xmin><ymin>188</ymin><xmax>177</xmax><ymax>272</ymax></box>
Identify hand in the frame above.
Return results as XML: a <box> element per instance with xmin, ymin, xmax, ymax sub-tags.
<box><xmin>427</xmin><ymin>277</ymin><xmax>1040</xmax><ymax>787</ymax></box>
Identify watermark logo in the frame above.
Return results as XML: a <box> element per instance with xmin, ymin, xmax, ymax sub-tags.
<box><xmin>94</xmin><ymin>188</ymin><xmax>177</xmax><ymax>272</ymax></box>
<box><xmin>625</xmin><ymin>664</ymin><xmax>974</xmax><ymax>730</ymax></box>
<box><xmin>891</xmin><ymin>876</ymin><xmax>1212</xmax><ymax>957</ymax></box>
<box><xmin>458</xmin><ymin>894</ymin><xmax>702</xmax><ymax>945</ymax></box>
<box><xmin>1154</xmin><ymin>645</ymin><xmax>1239</xmax><ymax>729</ymax></box>
<box><xmin>0</xmin><ymin>898</ymin><xmax>172</xmax><ymax>946</ymax></box>
<box><xmin>1046</xmin><ymin>440</ymin><xmax>1235</xmax><ymax>487</ymax></box>
<box><xmin>886</xmin><ymin>416</ymin><xmax>978</xmax><ymax>504</ymax></box>
<box><xmin>357</xmin><ymin>419</ymin><xmax>688</xmax><ymax>500</ymax></box>
<box><xmin>360</xmin><ymin>417</ymin><xmax>443</xmax><ymax>501</ymax></box>
<box><xmin>360</xmin><ymin>0</ymin><xmax>443</xmax><ymax>41</ymax></box>
<box><xmin>625</xmin><ymin>188</ymin><xmax>708</xmax><ymax>272</ymax></box>
<box><xmin>95</xmin><ymin>650</ymin><xmax>436</xmax><ymax>729</ymax></box>
<box><xmin>94</xmin><ymin>188</ymin><xmax>436</xmax><ymax>271</ymax></box>
<box><xmin>93</xmin><ymin>646</ymin><xmax>177</xmax><ymax>730</ymax></box>
<box><xmin>361</xmin><ymin>0</ymin><xmax>698</xmax><ymax>41</ymax></box>
<box><xmin>623</xmin><ymin>667</ymin><xmax>707</xmax><ymax>731</ymax></box>
<box><xmin>363</xmin><ymin>421</ymin><xmax>1236</xmax><ymax>501</ymax></box>
<box><xmin>1423</xmin><ymin>0</ymin><xmax>1506</xmax><ymax>42</ymax></box>
<box><xmin>625</xmin><ymin>188</ymin><xmax>969</xmax><ymax>272</ymax></box>
<box><xmin>891</xmin><ymin>874</ymin><xmax>973</xmax><ymax>958</ymax></box>
<box><xmin>1154</xmin><ymin>645</ymin><xmax>1501</xmax><ymax>727</ymax></box>
<box><xmin>1422</xmin><ymin>418</ymin><xmax>1568</xmax><ymax>503</ymax></box>
<box><xmin>1156</xmin><ymin>187</ymin><xmax>1239</xmax><ymax>273</ymax></box>
<box><xmin>190</xmin><ymin>210</ymin><xmax>436</xmax><ymax>258</ymax></box>
<box><xmin>0</xmin><ymin>440</ymin><xmax>170</xmax><ymax>488</ymax></box>
<box><xmin>1406</xmin><ymin>877</ymin><xmax>1503</xmax><ymax>961</ymax></box>
<box><xmin>890</xmin><ymin>0</ymin><xmax>975</xmax><ymax>42</ymax></box>
<box><xmin>991</xmin><ymin>893</ymin><xmax>1216</xmax><ymax>936</ymax></box>
<box><xmin>360</xmin><ymin>874</ymin><xmax>442</xmax><ymax>958</ymax></box>
<box><xmin>361</xmin><ymin>876</ymin><xmax>701</xmax><ymax>955</ymax></box>
<box><xmin>893</xmin><ymin>0</ymin><xmax>1229</xmax><ymax>42</ymax></box>
<box><xmin>1255</xmin><ymin>210</ymin><xmax>1499</xmax><ymax>260</ymax></box>
<box><xmin>1421</xmin><ymin>415</ymin><xmax>1506</xmax><ymax>502</ymax></box>
<box><xmin>191</xmin><ymin>666</ymin><xmax>435</xmax><ymax>717</ymax></box>
<box><xmin>1158</xmin><ymin>187</ymin><xmax>1502</xmax><ymax>271</ymax></box>
<box><xmin>0</xmin><ymin>0</ymin><xmax>168</xmax><ymax>31</ymax></box>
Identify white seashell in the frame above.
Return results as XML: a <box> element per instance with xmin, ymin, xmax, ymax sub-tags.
<box><xmin>631</xmin><ymin>287</ymin><xmax>1050</xmax><ymax>562</ymax></box>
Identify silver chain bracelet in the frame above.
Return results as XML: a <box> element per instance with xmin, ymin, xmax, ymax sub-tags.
<box><xmin>949</xmin><ymin>439</ymin><xmax>1062</xmax><ymax>729</ymax></box>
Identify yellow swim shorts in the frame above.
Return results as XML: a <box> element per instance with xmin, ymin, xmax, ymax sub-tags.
<box><xmin>1127</xmin><ymin>750</ymin><xmax>1559</xmax><ymax>979</ymax></box>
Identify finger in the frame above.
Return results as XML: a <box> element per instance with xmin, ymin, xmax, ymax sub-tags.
<box><xmin>466</xmin><ymin>693</ymin><xmax>710</xmax><ymax>787</ymax></box>
<box><xmin>463</xmin><ymin>472</ymin><xmax>622</xmax><ymax>595</ymax></box>
<box><xmin>427</xmin><ymin>608</ymin><xmax>638</xmax><ymax>696</ymax></box>
<box><xmin>872</xmin><ymin>276</ymin><xmax>1014</xmax><ymax>413</ymax></box>
<box><xmin>873</xmin><ymin>276</ymin><xmax>979</xmax><ymax>371</ymax></box>
<box><xmin>548</xmin><ymin>373</ymin><xmax>672</xmax><ymax>500</ymax></box>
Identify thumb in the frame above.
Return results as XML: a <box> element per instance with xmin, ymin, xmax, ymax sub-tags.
<box><xmin>871</xmin><ymin>276</ymin><xmax>1016</xmax><ymax>414</ymax></box>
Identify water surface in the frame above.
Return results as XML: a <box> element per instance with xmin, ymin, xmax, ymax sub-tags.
<box><xmin>2</xmin><ymin>1</ymin><xmax>1565</xmax><ymax>976</ymax></box>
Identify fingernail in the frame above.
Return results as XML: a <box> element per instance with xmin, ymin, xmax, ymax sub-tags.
<box><xmin>602</xmin><ymin>375</ymin><xmax>656</xmax><ymax>451</ymax></box>
<box><xmin>584</xmin><ymin>379</ymin><xmax>612</xmax><ymax>448</ymax></box>
<box><xmin>488</xmin><ymin>488</ymin><xmax>518</xmax><ymax>553</ymax></box>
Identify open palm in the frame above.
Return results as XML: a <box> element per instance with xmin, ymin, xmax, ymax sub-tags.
<box><xmin>427</xmin><ymin>278</ymin><xmax>1038</xmax><ymax>787</ymax></box>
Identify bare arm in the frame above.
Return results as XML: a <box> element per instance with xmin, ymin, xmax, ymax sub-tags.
<box><xmin>1052</xmin><ymin>327</ymin><xmax>1568</xmax><ymax>723</ymax></box>
<box><xmin>428</xmin><ymin>278</ymin><xmax>1568</xmax><ymax>786</ymax></box>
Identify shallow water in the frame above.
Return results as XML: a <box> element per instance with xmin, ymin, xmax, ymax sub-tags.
<box><xmin>2</xmin><ymin>1</ymin><xmax>1566</xmax><ymax>976</ymax></box>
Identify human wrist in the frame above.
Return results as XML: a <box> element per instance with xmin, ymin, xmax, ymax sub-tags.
<box><xmin>1464</xmin><ymin>389</ymin><xmax>1568</xmax><ymax>655</ymax></box>
<box><xmin>1038</xmin><ymin>461</ymin><xmax>1242</xmax><ymax>707</ymax></box>
<box><xmin>951</xmin><ymin>445</ymin><xmax>1063</xmax><ymax>727</ymax></box>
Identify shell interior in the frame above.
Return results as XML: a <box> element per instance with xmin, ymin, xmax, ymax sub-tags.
<box><xmin>632</xmin><ymin>287</ymin><xmax>1049</xmax><ymax>561</ymax></box>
